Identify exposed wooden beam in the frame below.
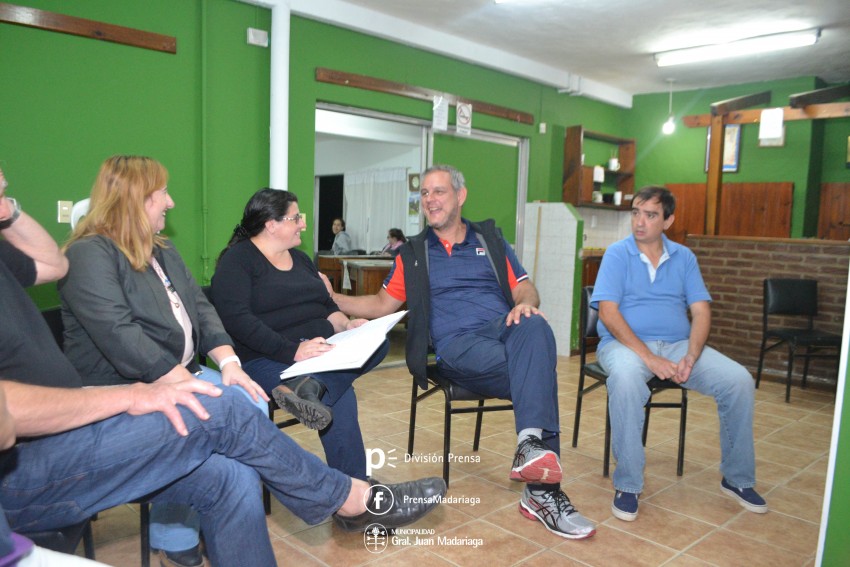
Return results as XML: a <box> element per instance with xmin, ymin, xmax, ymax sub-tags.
<box><xmin>683</xmin><ymin>101</ymin><xmax>850</xmax><ymax>127</ymax></box>
<box><xmin>316</xmin><ymin>67</ymin><xmax>534</xmax><ymax>125</ymax></box>
<box><xmin>710</xmin><ymin>91</ymin><xmax>771</xmax><ymax>116</ymax></box>
<box><xmin>789</xmin><ymin>84</ymin><xmax>850</xmax><ymax>108</ymax></box>
<box><xmin>705</xmin><ymin>115</ymin><xmax>725</xmax><ymax>235</ymax></box>
<box><xmin>0</xmin><ymin>2</ymin><xmax>176</xmax><ymax>54</ymax></box>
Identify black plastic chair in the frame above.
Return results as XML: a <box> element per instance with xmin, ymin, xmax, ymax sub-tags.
<box><xmin>572</xmin><ymin>286</ymin><xmax>688</xmax><ymax>477</ymax></box>
<box><xmin>41</xmin><ymin>306</ymin><xmax>65</xmax><ymax>350</ymax></box>
<box><xmin>200</xmin><ymin>285</ymin><xmax>299</xmax><ymax>514</ymax></box>
<box><xmin>23</xmin><ymin>519</ymin><xmax>96</xmax><ymax>560</ymax></box>
<box><xmin>407</xmin><ymin>360</ymin><xmax>514</xmax><ymax>487</ymax></box>
<box><xmin>756</xmin><ymin>278</ymin><xmax>842</xmax><ymax>403</ymax></box>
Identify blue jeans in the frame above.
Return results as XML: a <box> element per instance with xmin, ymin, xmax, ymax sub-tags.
<box><xmin>243</xmin><ymin>340</ymin><xmax>390</xmax><ymax>480</ymax></box>
<box><xmin>1</xmin><ymin>389</ymin><xmax>351</xmax><ymax>567</ymax></box>
<box><xmin>597</xmin><ymin>339</ymin><xmax>756</xmax><ymax>494</ymax></box>
<box><xmin>435</xmin><ymin>314</ymin><xmax>561</xmax><ymax>489</ymax></box>
<box><xmin>150</xmin><ymin>365</ymin><xmax>267</xmax><ymax>552</ymax></box>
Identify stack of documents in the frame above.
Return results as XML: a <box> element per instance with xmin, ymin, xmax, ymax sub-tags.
<box><xmin>280</xmin><ymin>310</ymin><xmax>407</xmax><ymax>379</ymax></box>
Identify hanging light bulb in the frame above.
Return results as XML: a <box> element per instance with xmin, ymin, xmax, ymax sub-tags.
<box><xmin>662</xmin><ymin>79</ymin><xmax>676</xmax><ymax>135</ymax></box>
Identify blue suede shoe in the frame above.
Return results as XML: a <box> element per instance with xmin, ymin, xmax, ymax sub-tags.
<box><xmin>611</xmin><ymin>490</ymin><xmax>639</xmax><ymax>521</ymax></box>
<box><xmin>720</xmin><ymin>478</ymin><xmax>768</xmax><ymax>513</ymax></box>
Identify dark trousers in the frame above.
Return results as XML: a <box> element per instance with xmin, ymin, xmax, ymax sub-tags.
<box><xmin>435</xmin><ymin>314</ymin><xmax>561</xmax><ymax>460</ymax></box>
<box><xmin>243</xmin><ymin>340</ymin><xmax>389</xmax><ymax>480</ymax></box>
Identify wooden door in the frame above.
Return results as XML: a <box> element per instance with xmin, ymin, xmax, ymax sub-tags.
<box><xmin>718</xmin><ymin>183</ymin><xmax>793</xmax><ymax>238</ymax></box>
<box><xmin>666</xmin><ymin>183</ymin><xmax>707</xmax><ymax>244</ymax></box>
<box><xmin>818</xmin><ymin>183</ymin><xmax>850</xmax><ymax>240</ymax></box>
<box><xmin>665</xmin><ymin>182</ymin><xmax>792</xmax><ymax>241</ymax></box>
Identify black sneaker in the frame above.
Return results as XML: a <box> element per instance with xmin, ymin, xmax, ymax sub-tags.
<box><xmin>720</xmin><ymin>478</ymin><xmax>768</xmax><ymax>513</ymax></box>
<box><xmin>510</xmin><ymin>435</ymin><xmax>563</xmax><ymax>483</ymax></box>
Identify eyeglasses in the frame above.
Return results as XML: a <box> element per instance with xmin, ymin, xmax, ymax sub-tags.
<box><xmin>280</xmin><ymin>213</ymin><xmax>303</xmax><ymax>223</ymax></box>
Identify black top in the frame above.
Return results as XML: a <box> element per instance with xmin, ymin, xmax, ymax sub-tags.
<box><xmin>0</xmin><ymin>241</ymin><xmax>82</xmax><ymax>388</ymax></box>
<box><xmin>211</xmin><ymin>239</ymin><xmax>339</xmax><ymax>364</ymax></box>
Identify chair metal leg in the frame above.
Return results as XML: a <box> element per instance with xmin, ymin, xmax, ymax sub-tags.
<box><xmin>785</xmin><ymin>344</ymin><xmax>796</xmax><ymax>403</ymax></box>
<box><xmin>263</xmin><ymin>485</ymin><xmax>271</xmax><ymax>515</ymax></box>
<box><xmin>140</xmin><ymin>501</ymin><xmax>150</xmax><ymax>567</ymax></box>
<box><xmin>472</xmin><ymin>400</ymin><xmax>485</xmax><ymax>451</ymax></box>
<box><xmin>407</xmin><ymin>380</ymin><xmax>419</xmax><ymax>456</ymax></box>
<box><xmin>642</xmin><ymin>395</ymin><xmax>651</xmax><ymax>447</ymax></box>
<box><xmin>677</xmin><ymin>390</ymin><xmax>688</xmax><ymax>476</ymax></box>
<box><xmin>442</xmin><ymin>391</ymin><xmax>452</xmax><ymax>486</ymax></box>
<box><xmin>603</xmin><ymin>399</ymin><xmax>611</xmax><ymax>478</ymax></box>
<box><xmin>572</xmin><ymin>371</ymin><xmax>586</xmax><ymax>447</ymax></box>
<box><xmin>755</xmin><ymin>337</ymin><xmax>769</xmax><ymax>388</ymax></box>
<box><xmin>82</xmin><ymin>519</ymin><xmax>95</xmax><ymax>559</ymax></box>
<box><xmin>801</xmin><ymin>344</ymin><xmax>811</xmax><ymax>389</ymax></box>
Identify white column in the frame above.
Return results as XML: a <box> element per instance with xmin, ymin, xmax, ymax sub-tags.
<box><xmin>269</xmin><ymin>1</ymin><xmax>290</xmax><ymax>188</ymax></box>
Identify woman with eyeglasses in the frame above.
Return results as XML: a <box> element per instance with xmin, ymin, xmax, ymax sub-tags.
<box><xmin>211</xmin><ymin>188</ymin><xmax>388</xmax><ymax>481</ymax></box>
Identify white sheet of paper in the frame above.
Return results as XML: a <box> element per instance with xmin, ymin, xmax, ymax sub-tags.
<box><xmin>280</xmin><ymin>310</ymin><xmax>408</xmax><ymax>379</ymax></box>
<box><xmin>432</xmin><ymin>95</ymin><xmax>448</xmax><ymax>131</ymax></box>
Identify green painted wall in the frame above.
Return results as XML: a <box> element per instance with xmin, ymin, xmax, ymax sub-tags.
<box><xmin>0</xmin><ymin>0</ymin><xmax>270</xmax><ymax>307</ymax></box>
<box><xmin>288</xmin><ymin>17</ymin><xmax>547</xmax><ymax>250</ymax></box>
<box><xmin>628</xmin><ymin>77</ymin><xmax>850</xmax><ymax>238</ymax></box>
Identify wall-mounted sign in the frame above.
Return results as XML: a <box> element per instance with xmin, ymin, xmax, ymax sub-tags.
<box><xmin>457</xmin><ymin>101</ymin><xmax>472</xmax><ymax>135</ymax></box>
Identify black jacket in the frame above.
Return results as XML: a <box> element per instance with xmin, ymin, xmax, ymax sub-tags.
<box><xmin>399</xmin><ymin>219</ymin><xmax>514</xmax><ymax>389</ymax></box>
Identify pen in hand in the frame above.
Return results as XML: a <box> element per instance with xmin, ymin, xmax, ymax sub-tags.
<box><xmin>295</xmin><ymin>337</ymin><xmax>335</xmax><ymax>361</ymax></box>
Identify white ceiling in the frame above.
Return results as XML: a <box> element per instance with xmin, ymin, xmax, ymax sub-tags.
<box><xmin>295</xmin><ymin>0</ymin><xmax>850</xmax><ymax>106</ymax></box>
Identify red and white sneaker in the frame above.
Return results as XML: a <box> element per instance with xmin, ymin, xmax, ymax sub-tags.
<box><xmin>510</xmin><ymin>435</ymin><xmax>563</xmax><ymax>483</ymax></box>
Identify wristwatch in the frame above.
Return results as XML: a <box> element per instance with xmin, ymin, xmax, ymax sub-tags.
<box><xmin>0</xmin><ymin>198</ymin><xmax>21</xmax><ymax>230</ymax></box>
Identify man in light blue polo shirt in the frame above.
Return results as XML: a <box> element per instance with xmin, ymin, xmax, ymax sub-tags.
<box><xmin>591</xmin><ymin>186</ymin><xmax>767</xmax><ymax>522</ymax></box>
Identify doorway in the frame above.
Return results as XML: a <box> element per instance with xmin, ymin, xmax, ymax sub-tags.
<box><xmin>313</xmin><ymin>104</ymin><xmax>530</xmax><ymax>257</ymax></box>
<box><xmin>316</xmin><ymin>174</ymin><xmax>343</xmax><ymax>252</ymax></box>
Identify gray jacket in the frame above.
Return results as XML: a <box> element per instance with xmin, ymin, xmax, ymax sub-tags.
<box><xmin>59</xmin><ymin>235</ymin><xmax>232</xmax><ymax>386</ymax></box>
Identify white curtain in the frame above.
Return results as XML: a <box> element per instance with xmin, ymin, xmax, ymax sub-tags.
<box><xmin>343</xmin><ymin>167</ymin><xmax>408</xmax><ymax>253</ymax></box>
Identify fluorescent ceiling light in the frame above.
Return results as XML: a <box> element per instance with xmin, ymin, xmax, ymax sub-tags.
<box><xmin>654</xmin><ymin>29</ymin><xmax>820</xmax><ymax>67</ymax></box>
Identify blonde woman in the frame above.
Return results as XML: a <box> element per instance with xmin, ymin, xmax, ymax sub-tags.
<box><xmin>59</xmin><ymin>155</ymin><xmax>268</xmax><ymax>567</ymax></box>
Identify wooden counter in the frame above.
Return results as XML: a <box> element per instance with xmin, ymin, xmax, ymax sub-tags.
<box><xmin>316</xmin><ymin>255</ymin><xmax>367</xmax><ymax>293</ymax></box>
<box><xmin>342</xmin><ymin>259</ymin><xmax>394</xmax><ymax>296</ymax></box>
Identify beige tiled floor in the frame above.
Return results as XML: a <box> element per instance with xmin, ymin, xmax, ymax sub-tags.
<box><xmin>87</xmin><ymin>351</ymin><xmax>833</xmax><ymax>566</ymax></box>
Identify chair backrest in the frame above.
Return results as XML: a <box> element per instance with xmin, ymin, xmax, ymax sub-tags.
<box><xmin>764</xmin><ymin>278</ymin><xmax>818</xmax><ymax>320</ymax></box>
<box><xmin>41</xmin><ymin>307</ymin><xmax>65</xmax><ymax>350</ymax></box>
<box><xmin>579</xmin><ymin>286</ymin><xmax>600</xmax><ymax>364</ymax></box>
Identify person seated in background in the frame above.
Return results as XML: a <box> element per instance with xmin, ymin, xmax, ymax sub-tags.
<box><xmin>212</xmin><ymin>188</ymin><xmax>387</xmax><ymax>481</ymax></box>
<box><xmin>58</xmin><ymin>155</ymin><xmax>271</xmax><ymax>567</ymax></box>
<box><xmin>591</xmin><ymin>185</ymin><xmax>766</xmax><ymax>522</ymax></box>
<box><xmin>331</xmin><ymin>217</ymin><xmax>353</xmax><ymax>255</ymax></box>
<box><xmin>0</xmin><ymin>162</ymin><xmax>445</xmax><ymax>567</ymax></box>
<box><xmin>378</xmin><ymin>228</ymin><xmax>406</xmax><ymax>257</ymax></box>
<box><xmin>330</xmin><ymin>164</ymin><xmax>596</xmax><ymax>540</ymax></box>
